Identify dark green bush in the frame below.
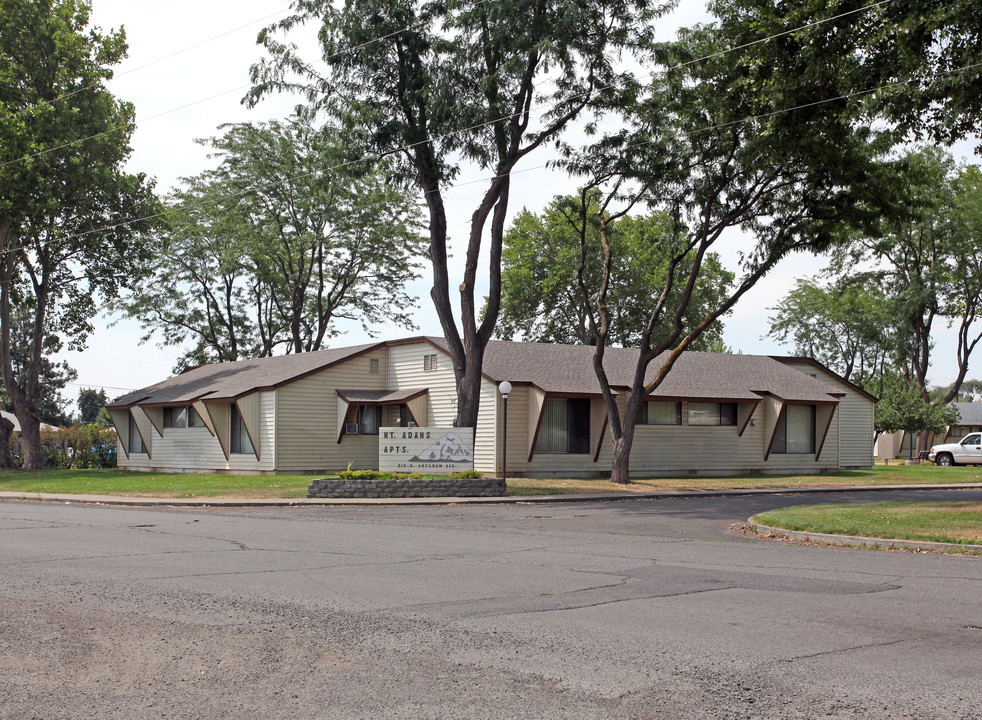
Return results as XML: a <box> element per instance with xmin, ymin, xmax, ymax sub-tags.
<box><xmin>337</xmin><ymin>469</ymin><xmax>482</xmax><ymax>480</ymax></box>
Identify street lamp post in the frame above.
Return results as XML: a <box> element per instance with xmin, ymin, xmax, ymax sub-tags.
<box><xmin>498</xmin><ymin>381</ymin><xmax>512</xmax><ymax>481</ymax></box>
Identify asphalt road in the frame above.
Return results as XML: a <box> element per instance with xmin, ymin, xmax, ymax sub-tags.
<box><xmin>2</xmin><ymin>489</ymin><xmax>981</xmax><ymax>719</ymax></box>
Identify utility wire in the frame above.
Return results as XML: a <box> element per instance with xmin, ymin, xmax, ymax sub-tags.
<box><xmin>0</xmin><ymin>0</ymin><xmax>880</xmax><ymax>170</ymax></box>
<box><xmin>1</xmin><ymin>0</ymin><xmax>491</xmax><ymax>171</ymax></box>
<box><xmin>0</xmin><ymin>0</ymin><xmax>944</xmax><ymax>258</ymax></box>
<box><xmin>11</xmin><ymin>6</ymin><xmax>294</xmax><ymax>118</ymax></box>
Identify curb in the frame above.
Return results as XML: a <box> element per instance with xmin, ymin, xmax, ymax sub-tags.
<box><xmin>1</xmin><ymin>482</ymin><xmax>982</xmax><ymax>508</ymax></box>
<box><xmin>746</xmin><ymin>517</ymin><xmax>982</xmax><ymax>553</ymax></box>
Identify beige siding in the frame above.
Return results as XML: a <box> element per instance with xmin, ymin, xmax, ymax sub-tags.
<box><xmin>132</xmin><ymin>407</ymin><xmax>154</xmax><ymax>459</ymax></box>
<box><xmin>491</xmin><ymin>387</ymin><xmax>839</xmax><ymax>478</ymax></box>
<box><xmin>205</xmin><ymin>401</ymin><xmax>232</xmax><ymax>460</ymax></box>
<box><xmin>108</xmin><ymin>408</ymin><xmax>130</xmax><ymax>460</ymax></box>
<box><xmin>387</xmin><ymin>343</ymin><xmax>458</xmax><ymax>427</ymax></box>
<box><xmin>783</xmin><ymin>361</ymin><xmax>874</xmax><ymax>468</ymax></box>
<box><xmin>276</xmin><ymin>351</ymin><xmax>388</xmax><ymax>473</ymax></box>
<box><xmin>121</xmin><ymin>393</ymin><xmax>276</xmax><ymax>474</ymax></box>
<box><xmin>236</xmin><ymin>392</ymin><xmax>262</xmax><ymax>460</ymax></box>
<box><xmin>143</xmin><ymin>406</ymin><xmax>164</xmax><ymax>437</ymax></box>
<box><xmin>475</xmin><ymin>379</ymin><xmax>497</xmax><ymax>473</ymax></box>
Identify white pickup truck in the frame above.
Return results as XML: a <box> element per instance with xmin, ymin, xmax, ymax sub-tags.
<box><xmin>928</xmin><ymin>433</ymin><xmax>982</xmax><ymax>466</ymax></box>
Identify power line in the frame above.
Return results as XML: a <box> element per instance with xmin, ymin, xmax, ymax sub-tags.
<box><xmin>1</xmin><ymin>0</ymin><xmax>491</xmax><ymax>172</ymax></box>
<box><xmin>0</xmin><ymin>0</ymin><xmax>900</xmax><ymax>255</ymax></box>
<box><xmin>12</xmin><ymin>5</ymin><xmax>294</xmax><ymax>119</ymax></box>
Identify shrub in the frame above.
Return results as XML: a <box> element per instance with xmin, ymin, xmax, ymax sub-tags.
<box><xmin>39</xmin><ymin>425</ymin><xmax>118</xmax><ymax>469</ymax></box>
<box><xmin>337</xmin><ymin>469</ymin><xmax>482</xmax><ymax>480</ymax></box>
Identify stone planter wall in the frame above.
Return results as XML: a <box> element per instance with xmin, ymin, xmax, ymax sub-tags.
<box><xmin>307</xmin><ymin>477</ymin><xmax>507</xmax><ymax>499</ymax></box>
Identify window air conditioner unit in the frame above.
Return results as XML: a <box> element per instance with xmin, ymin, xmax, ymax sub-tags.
<box><xmin>345</xmin><ymin>423</ymin><xmax>360</xmax><ymax>434</ymax></box>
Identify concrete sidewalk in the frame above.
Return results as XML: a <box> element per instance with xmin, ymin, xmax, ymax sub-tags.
<box><xmin>2</xmin><ymin>482</ymin><xmax>982</xmax><ymax>507</ymax></box>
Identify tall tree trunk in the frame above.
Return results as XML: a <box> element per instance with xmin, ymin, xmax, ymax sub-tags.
<box><xmin>0</xmin><ymin>224</ymin><xmax>46</xmax><ymax>469</ymax></box>
<box><xmin>609</xmin><ymin>434</ymin><xmax>634</xmax><ymax>485</ymax></box>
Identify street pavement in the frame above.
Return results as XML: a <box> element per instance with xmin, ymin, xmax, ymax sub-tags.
<box><xmin>1</xmin><ymin>489</ymin><xmax>981</xmax><ymax>719</ymax></box>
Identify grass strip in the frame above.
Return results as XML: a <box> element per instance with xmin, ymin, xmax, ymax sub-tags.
<box><xmin>753</xmin><ymin>500</ymin><xmax>982</xmax><ymax>546</ymax></box>
<box><xmin>1</xmin><ymin>463</ymin><xmax>981</xmax><ymax>499</ymax></box>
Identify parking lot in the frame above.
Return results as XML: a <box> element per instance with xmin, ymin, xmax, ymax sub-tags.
<box><xmin>2</xmin><ymin>490</ymin><xmax>980</xmax><ymax>719</ymax></box>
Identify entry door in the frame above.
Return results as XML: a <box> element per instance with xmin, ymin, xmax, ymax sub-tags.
<box><xmin>957</xmin><ymin>433</ymin><xmax>982</xmax><ymax>463</ymax></box>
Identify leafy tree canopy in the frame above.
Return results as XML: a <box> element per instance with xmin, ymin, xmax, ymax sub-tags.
<box><xmin>113</xmin><ymin>116</ymin><xmax>428</xmax><ymax>371</ymax></box>
<box><xmin>496</xmin><ymin>192</ymin><xmax>733</xmax><ymax>350</ymax></box>
<box><xmin>248</xmin><ymin>0</ymin><xmax>675</xmax><ymax>428</ymax></box>
<box><xmin>872</xmin><ymin>372</ymin><xmax>958</xmax><ymax>437</ymax></box>
<box><xmin>767</xmin><ymin>274</ymin><xmax>895</xmax><ymax>385</ymax></box>
<box><xmin>0</xmin><ymin>0</ymin><xmax>161</xmax><ymax>467</ymax></box>
<box><xmin>77</xmin><ymin>387</ymin><xmax>110</xmax><ymax>425</ymax></box>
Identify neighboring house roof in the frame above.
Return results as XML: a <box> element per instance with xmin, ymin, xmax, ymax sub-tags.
<box><xmin>1</xmin><ymin>410</ymin><xmax>20</xmax><ymax>432</ymax></box>
<box><xmin>952</xmin><ymin>402</ymin><xmax>982</xmax><ymax>426</ymax></box>
<box><xmin>1</xmin><ymin>410</ymin><xmax>60</xmax><ymax>433</ymax></box>
<box><xmin>108</xmin><ymin>342</ymin><xmax>383</xmax><ymax>408</ymax></box>
<box><xmin>111</xmin><ymin>337</ymin><xmax>847</xmax><ymax>408</ymax></box>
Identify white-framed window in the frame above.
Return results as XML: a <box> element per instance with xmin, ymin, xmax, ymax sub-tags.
<box><xmin>369</xmin><ymin>358</ymin><xmax>380</xmax><ymax>374</ymax></box>
<box><xmin>772</xmin><ymin>405</ymin><xmax>815</xmax><ymax>454</ymax></box>
<box><xmin>535</xmin><ymin>398</ymin><xmax>591</xmax><ymax>454</ymax></box>
<box><xmin>128</xmin><ymin>414</ymin><xmax>146</xmax><ymax>455</ymax></box>
<box><xmin>638</xmin><ymin>401</ymin><xmax>682</xmax><ymax>425</ymax></box>
<box><xmin>423</xmin><ymin>353</ymin><xmax>438</xmax><ymax>372</ymax></box>
<box><xmin>688</xmin><ymin>402</ymin><xmax>737</xmax><ymax>426</ymax></box>
<box><xmin>230</xmin><ymin>405</ymin><xmax>254</xmax><ymax>455</ymax></box>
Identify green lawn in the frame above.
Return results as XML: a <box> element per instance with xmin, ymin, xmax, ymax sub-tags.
<box><xmin>752</xmin><ymin>500</ymin><xmax>982</xmax><ymax>546</ymax></box>
<box><xmin>505</xmin><ymin>463</ymin><xmax>982</xmax><ymax>495</ymax></box>
<box><xmin>0</xmin><ymin>463</ymin><xmax>980</xmax><ymax>498</ymax></box>
<box><xmin>0</xmin><ymin>468</ymin><xmax>316</xmax><ymax>499</ymax></box>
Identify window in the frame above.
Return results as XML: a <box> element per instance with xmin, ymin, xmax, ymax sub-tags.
<box><xmin>164</xmin><ymin>405</ymin><xmax>205</xmax><ymax>429</ymax></box>
<box><xmin>356</xmin><ymin>404</ymin><xmax>382</xmax><ymax>435</ymax></box>
<box><xmin>961</xmin><ymin>434</ymin><xmax>981</xmax><ymax>446</ymax></box>
<box><xmin>164</xmin><ymin>406</ymin><xmax>187</xmax><ymax>428</ymax></box>
<box><xmin>188</xmin><ymin>407</ymin><xmax>205</xmax><ymax>427</ymax></box>
<box><xmin>638</xmin><ymin>401</ymin><xmax>682</xmax><ymax>425</ymax></box>
<box><xmin>772</xmin><ymin>405</ymin><xmax>815</xmax><ymax>454</ymax></box>
<box><xmin>369</xmin><ymin>358</ymin><xmax>380</xmax><ymax>374</ymax></box>
<box><xmin>398</xmin><ymin>403</ymin><xmax>415</xmax><ymax>427</ymax></box>
<box><xmin>423</xmin><ymin>353</ymin><xmax>438</xmax><ymax>372</ymax></box>
<box><xmin>230</xmin><ymin>405</ymin><xmax>254</xmax><ymax>455</ymax></box>
<box><xmin>688</xmin><ymin>402</ymin><xmax>737</xmax><ymax>426</ymax></box>
<box><xmin>128</xmin><ymin>414</ymin><xmax>146</xmax><ymax>455</ymax></box>
<box><xmin>535</xmin><ymin>397</ymin><xmax>590</xmax><ymax>454</ymax></box>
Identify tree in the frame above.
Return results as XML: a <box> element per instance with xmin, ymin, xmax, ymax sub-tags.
<box><xmin>114</xmin><ymin>117</ymin><xmax>428</xmax><ymax>369</ymax></box>
<box><xmin>560</xmin><ymin>13</ymin><xmax>892</xmax><ymax>483</ymax></box>
<box><xmin>496</xmin><ymin>192</ymin><xmax>734</xmax><ymax>349</ymax></box>
<box><xmin>249</xmin><ymin>0</ymin><xmax>672</xmax><ymax>429</ymax></box>
<box><xmin>873</xmin><ymin>372</ymin><xmax>958</xmax><ymax>456</ymax></box>
<box><xmin>832</xmin><ymin>149</ymin><xmax>982</xmax><ymax>409</ymax></box>
<box><xmin>0</xmin><ymin>0</ymin><xmax>161</xmax><ymax>468</ymax></box>
<box><xmin>77</xmin><ymin>387</ymin><xmax>110</xmax><ymax>425</ymax></box>
<box><xmin>711</xmin><ymin>0</ymin><xmax>982</xmax><ymax>150</ymax></box>
<box><xmin>766</xmin><ymin>275</ymin><xmax>895</xmax><ymax>385</ymax></box>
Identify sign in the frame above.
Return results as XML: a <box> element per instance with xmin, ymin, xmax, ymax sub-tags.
<box><xmin>379</xmin><ymin>427</ymin><xmax>474</xmax><ymax>473</ymax></box>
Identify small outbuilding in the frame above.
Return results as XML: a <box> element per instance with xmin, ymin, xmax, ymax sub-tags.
<box><xmin>107</xmin><ymin>337</ymin><xmax>875</xmax><ymax>477</ymax></box>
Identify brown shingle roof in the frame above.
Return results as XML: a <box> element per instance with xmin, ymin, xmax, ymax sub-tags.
<box><xmin>108</xmin><ymin>342</ymin><xmax>383</xmax><ymax>407</ymax></box>
<box><xmin>111</xmin><ymin>336</ymin><xmax>845</xmax><ymax>408</ymax></box>
<box><xmin>468</xmin><ymin>339</ymin><xmax>842</xmax><ymax>403</ymax></box>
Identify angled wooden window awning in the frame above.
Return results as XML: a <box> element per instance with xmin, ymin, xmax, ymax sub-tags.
<box><xmin>335</xmin><ymin>388</ymin><xmax>429</xmax><ymax>442</ymax></box>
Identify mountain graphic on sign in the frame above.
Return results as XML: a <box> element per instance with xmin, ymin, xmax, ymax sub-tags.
<box><xmin>411</xmin><ymin>432</ymin><xmax>473</xmax><ymax>463</ymax></box>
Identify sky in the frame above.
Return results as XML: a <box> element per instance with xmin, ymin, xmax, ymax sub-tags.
<box><xmin>57</xmin><ymin>0</ymin><xmax>981</xmax><ymax>403</ymax></box>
